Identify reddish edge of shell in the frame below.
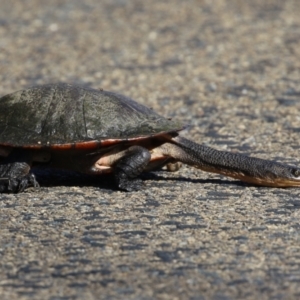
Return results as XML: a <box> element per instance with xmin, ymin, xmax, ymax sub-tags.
<box><xmin>0</xmin><ymin>131</ymin><xmax>181</xmax><ymax>150</ymax></box>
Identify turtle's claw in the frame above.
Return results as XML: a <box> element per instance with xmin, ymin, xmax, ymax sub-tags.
<box><xmin>0</xmin><ymin>174</ymin><xmax>39</xmax><ymax>193</ymax></box>
<box><xmin>115</xmin><ymin>171</ymin><xmax>144</xmax><ymax>192</ymax></box>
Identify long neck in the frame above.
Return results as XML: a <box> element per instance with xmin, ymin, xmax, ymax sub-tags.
<box><xmin>172</xmin><ymin>136</ymin><xmax>294</xmax><ymax>186</ymax></box>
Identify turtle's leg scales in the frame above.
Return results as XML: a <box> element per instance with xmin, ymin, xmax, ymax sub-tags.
<box><xmin>3</xmin><ymin>173</ymin><xmax>39</xmax><ymax>193</ymax></box>
<box><xmin>114</xmin><ymin>146</ymin><xmax>151</xmax><ymax>192</ymax></box>
<box><xmin>0</xmin><ymin>150</ymin><xmax>37</xmax><ymax>193</ymax></box>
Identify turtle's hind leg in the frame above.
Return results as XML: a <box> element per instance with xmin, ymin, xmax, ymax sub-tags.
<box><xmin>0</xmin><ymin>149</ymin><xmax>39</xmax><ymax>193</ymax></box>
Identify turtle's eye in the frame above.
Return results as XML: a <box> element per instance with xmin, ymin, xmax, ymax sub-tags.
<box><xmin>292</xmin><ymin>168</ymin><xmax>300</xmax><ymax>177</ymax></box>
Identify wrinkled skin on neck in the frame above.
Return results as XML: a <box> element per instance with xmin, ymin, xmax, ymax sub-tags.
<box><xmin>159</xmin><ymin>136</ymin><xmax>300</xmax><ymax>187</ymax></box>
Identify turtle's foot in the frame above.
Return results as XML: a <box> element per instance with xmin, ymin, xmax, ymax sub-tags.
<box><xmin>166</xmin><ymin>161</ymin><xmax>182</xmax><ymax>172</ymax></box>
<box><xmin>0</xmin><ymin>174</ymin><xmax>39</xmax><ymax>193</ymax></box>
<box><xmin>115</xmin><ymin>171</ymin><xmax>143</xmax><ymax>192</ymax></box>
<box><xmin>113</xmin><ymin>146</ymin><xmax>150</xmax><ymax>192</ymax></box>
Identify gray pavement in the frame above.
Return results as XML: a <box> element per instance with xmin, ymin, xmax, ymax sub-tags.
<box><xmin>1</xmin><ymin>1</ymin><xmax>300</xmax><ymax>299</ymax></box>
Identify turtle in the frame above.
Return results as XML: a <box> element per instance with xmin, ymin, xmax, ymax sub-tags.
<box><xmin>0</xmin><ymin>83</ymin><xmax>300</xmax><ymax>193</ymax></box>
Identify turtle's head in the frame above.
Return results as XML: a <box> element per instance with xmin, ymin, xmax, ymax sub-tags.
<box><xmin>269</xmin><ymin>165</ymin><xmax>300</xmax><ymax>187</ymax></box>
<box><xmin>240</xmin><ymin>163</ymin><xmax>300</xmax><ymax>187</ymax></box>
<box><xmin>213</xmin><ymin>159</ymin><xmax>300</xmax><ymax>188</ymax></box>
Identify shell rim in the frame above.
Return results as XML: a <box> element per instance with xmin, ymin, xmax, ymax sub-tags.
<box><xmin>0</xmin><ymin>127</ymin><xmax>185</xmax><ymax>150</ymax></box>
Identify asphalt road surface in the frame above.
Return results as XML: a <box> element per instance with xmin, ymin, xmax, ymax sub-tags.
<box><xmin>1</xmin><ymin>1</ymin><xmax>300</xmax><ymax>299</ymax></box>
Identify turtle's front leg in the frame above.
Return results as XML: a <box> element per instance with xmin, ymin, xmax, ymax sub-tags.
<box><xmin>0</xmin><ymin>150</ymin><xmax>39</xmax><ymax>193</ymax></box>
<box><xmin>113</xmin><ymin>146</ymin><xmax>151</xmax><ymax>192</ymax></box>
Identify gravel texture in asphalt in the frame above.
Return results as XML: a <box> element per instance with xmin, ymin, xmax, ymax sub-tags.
<box><xmin>1</xmin><ymin>1</ymin><xmax>300</xmax><ymax>299</ymax></box>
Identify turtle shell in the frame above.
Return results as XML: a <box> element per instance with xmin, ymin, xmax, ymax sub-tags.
<box><xmin>0</xmin><ymin>83</ymin><xmax>183</xmax><ymax>148</ymax></box>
